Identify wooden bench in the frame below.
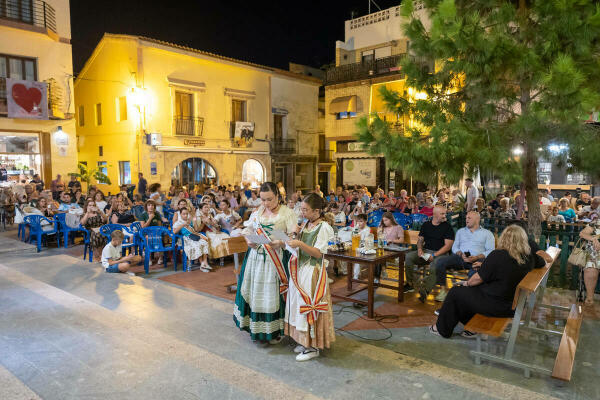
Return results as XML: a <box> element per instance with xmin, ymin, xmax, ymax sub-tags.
<box><xmin>552</xmin><ymin>303</ymin><xmax>583</xmax><ymax>381</ymax></box>
<box><xmin>465</xmin><ymin>246</ymin><xmax>569</xmax><ymax>378</ymax></box>
<box><xmin>223</xmin><ymin>236</ymin><xmax>248</xmax><ymax>293</ymax></box>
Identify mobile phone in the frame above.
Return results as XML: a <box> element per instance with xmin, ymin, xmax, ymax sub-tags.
<box><xmin>464</xmin><ymin>251</ymin><xmax>471</xmax><ymax>257</ymax></box>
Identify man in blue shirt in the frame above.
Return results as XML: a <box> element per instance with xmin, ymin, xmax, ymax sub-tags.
<box><xmin>58</xmin><ymin>192</ymin><xmax>81</xmax><ymax>212</ymax></box>
<box><xmin>424</xmin><ymin>211</ymin><xmax>495</xmax><ymax>302</ymax></box>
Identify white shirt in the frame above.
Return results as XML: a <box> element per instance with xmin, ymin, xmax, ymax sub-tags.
<box><xmin>101</xmin><ymin>242</ymin><xmax>122</xmax><ymax>269</ymax></box>
<box><xmin>466</xmin><ymin>186</ymin><xmax>479</xmax><ymax>210</ymax></box>
<box><xmin>95</xmin><ymin>200</ymin><xmax>107</xmax><ymax>211</ymax></box>
<box><xmin>334</xmin><ymin>211</ymin><xmax>346</xmax><ymax>224</ymax></box>
<box><xmin>215</xmin><ymin>211</ymin><xmax>241</xmax><ymax>231</ymax></box>
<box><xmin>247</xmin><ymin>197</ymin><xmax>261</xmax><ymax>208</ymax></box>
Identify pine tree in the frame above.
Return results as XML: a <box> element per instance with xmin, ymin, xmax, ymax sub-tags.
<box><xmin>357</xmin><ymin>0</ymin><xmax>600</xmax><ymax>235</ymax></box>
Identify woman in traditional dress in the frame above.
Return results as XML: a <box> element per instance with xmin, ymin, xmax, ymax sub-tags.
<box><xmin>196</xmin><ymin>202</ymin><xmax>230</xmax><ymax>259</ymax></box>
<box><xmin>285</xmin><ymin>193</ymin><xmax>335</xmax><ymax>361</ymax></box>
<box><xmin>173</xmin><ymin>207</ymin><xmax>211</xmax><ymax>272</ymax></box>
<box><xmin>234</xmin><ymin>182</ymin><xmax>298</xmax><ymax>343</ymax></box>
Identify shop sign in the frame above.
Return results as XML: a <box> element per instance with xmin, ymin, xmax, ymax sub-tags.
<box><xmin>7</xmin><ymin>78</ymin><xmax>48</xmax><ymax>120</ymax></box>
<box><xmin>272</xmin><ymin>107</ymin><xmax>288</xmax><ymax>115</ymax></box>
<box><xmin>184</xmin><ymin>139</ymin><xmax>206</xmax><ymax>147</ymax></box>
<box><xmin>343</xmin><ymin>158</ymin><xmax>376</xmax><ymax>186</ymax></box>
<box><xmin>348</xmin><ymin>142</ymin><xmax>366</xmax><ymax>152</ymax></box>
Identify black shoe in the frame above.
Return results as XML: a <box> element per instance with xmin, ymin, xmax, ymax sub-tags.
<box><xmin>418</xmin><ymin>288</ymin><xmax>428</xmax><ymax>303</ymax></box>
<box><xmin>403</xmin><ymin>284</ymin><xmax>414</xmax><ymax>293</ymax></box>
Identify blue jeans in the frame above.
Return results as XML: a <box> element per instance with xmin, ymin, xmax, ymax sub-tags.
<box><xmin>105</xmin><ymin>265</ymin><xmax>120</xmax><ymax>273</ymax></box>
<box><xmin>404</xmin><ymin>250</ymin><xmax>450</xmax><ymax>288</ymax></box>
<box><xmin>430</xmin><ymin>253</ymin><xmax>473</xmax><ymax>291</ymax></box>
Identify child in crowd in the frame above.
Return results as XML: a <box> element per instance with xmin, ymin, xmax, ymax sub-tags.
<box><xmin>101</xmin><ymin>230</ymin><xmax>142</xmax><ymax>273</ymax></box>
<box><xmin>330</xmin><ymin>202</ymin><xmax>346</xmax><ymax>229</ymax></box>
<box><xmin>352</xmin><ymin>214</ymin><xmax>372</xmax><ymax>279</ymax></box>
<box><xmin>547</xmin><ymin>206</ymin><xmax>566</xmax><ymax>224</ymax></box>
<box><xmin>173</xmin><ymin>208</ymin><xmax>211</xmax><ymax>272</ymax></box>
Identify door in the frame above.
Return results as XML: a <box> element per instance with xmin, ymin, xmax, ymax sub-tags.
<box><xmin>318</xmin><ymin>171</ymin><xmax>329</xmax><ymax>193</ymax></box>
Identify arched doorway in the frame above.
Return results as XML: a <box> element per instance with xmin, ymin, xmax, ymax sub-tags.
<box><xmin>171</xmin><ymin>158</ymin><xmax>217</xmax><ymax>189</ymax></box>
<box><xmin>241</xmin><ymin>159</ymin><xmax>264</xmax><ymax>188</ymax></box>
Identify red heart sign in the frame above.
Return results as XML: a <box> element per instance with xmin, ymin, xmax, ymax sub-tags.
<box><xmin>11</xmin><ymin>83</ymin><xmax>42</xmax><ymax>113</ymax></box>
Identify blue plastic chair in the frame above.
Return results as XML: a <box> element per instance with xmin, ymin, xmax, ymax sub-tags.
<box><xmin>99</xmin><ymin>224</ymin><xmax>138</xmax><ymax>256</ymax></box>
<box><xmin>393</xmin><ymin>212</ymin><xmax>412</xmax><ymax>230</ymax></box>
<box><xmin>23</xmin><ymin>215</ymin><xmax>60</xmax><ymax>252</ymax></box>
<box><xmin>54</xmin><ymin>213</ymin><xmax>88</xmax><ymax>248</ymax></box>
<box><xmin>176</xmin><ymin>232</ymin><xmax>210</xmax><ymax>272</ymax></box>
<box><xmin>367</xmin><ymin>209</ymin><xmax>384</xmax><ymax>227</ymax></box>
<box><xmin>131</xmin><ymin>205</ymin><xmax>145</xmax><ymax>220</ymax></box>
<box><xmin>129</xmin><ymin>222</ymin><xmax>143</xmax><ymax>255</ymax></box>
<box><xmin>139</xmin><ymin>226</ymin><xmax>177</xmax><ymax>274</ymax></box>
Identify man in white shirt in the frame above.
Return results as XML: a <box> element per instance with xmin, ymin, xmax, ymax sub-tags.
<box><xmin>465</xmin><ymin>178</ymin><xmax>479</xmax><ymax>211</ymax></box>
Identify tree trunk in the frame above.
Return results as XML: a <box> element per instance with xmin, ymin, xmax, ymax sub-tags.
<box><xmin>523</xmin><ymin>145</ymin><xmax>542</xmax><ymax>238</ymax></box>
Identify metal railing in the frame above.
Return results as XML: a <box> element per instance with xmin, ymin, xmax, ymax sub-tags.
<box><xmin>0</xmin><ymin>0</ymin><xmax>57</xmax><ymax>33</ymax></box>
<box><xmin>173</xmin><ymin>116</ymin><xmax>204</xmax><ymax>136</ymax></box>
<box><xmin>271</xmin><ymin>139</ymin><xmax>296</xmax><ymax>154</ymax></box>
<box><xmin>324</xmin><ymin>54</ymin><xmax>407</xmax><ymax>85</ymax></box>
<box><xmin>0</xmin><ymin>77</ymin><xmax>61</xmax><ymax>117</ymax></box>
<box><xmin>318</xmin><ymin>149</ymin><xmax>334</xmax><ymax>163</ymax></box>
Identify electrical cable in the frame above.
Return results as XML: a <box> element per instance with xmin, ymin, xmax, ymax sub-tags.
<box><xmin>332</xmin><ymin>303</ymin><xmax>399</xmax><ymax>341</ymax></box>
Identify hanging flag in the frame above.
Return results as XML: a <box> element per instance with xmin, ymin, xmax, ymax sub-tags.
<box><xmin>7</xmin><ymin>78</ymin><xmax>48</xmax><ymax>120</ymax></box>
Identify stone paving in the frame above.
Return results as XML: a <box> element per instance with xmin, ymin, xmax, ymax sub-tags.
<box><xmin>0</xmin><ymin>229</ymin><xmax>595</xmax><ymax>399</ymax></box>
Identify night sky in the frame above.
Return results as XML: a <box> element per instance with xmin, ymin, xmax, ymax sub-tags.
<box><xmin>70</xmin><ymin>0</ymin><xmax>402</xmax><ymax>75</ymax></box>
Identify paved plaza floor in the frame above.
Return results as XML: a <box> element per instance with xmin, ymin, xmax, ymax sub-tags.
<box><xmin>0</xmin><ymin>228</ymin><xmax>597</xmax><ymax>399</ymax></box>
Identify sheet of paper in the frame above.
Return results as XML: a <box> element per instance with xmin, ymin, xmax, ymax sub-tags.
<box><xmin>270</xmin><ymin>229</ymin><xmax>291</xmax><ymax>242</ymax></box>
<box><xmin>245</xmin><ymin>234</ymin><xmax>271</xmax><ymax>245</ymax></box>
<box><xmin>285</xmin><ymin>243</ymin><xmax>298</xmax><ymax>257</ymax></box>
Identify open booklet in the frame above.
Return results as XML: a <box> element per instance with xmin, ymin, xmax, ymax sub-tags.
<box><xmin>244</xmin><ymin>229</ymin><xmax>297</xmax><ymax>257</ymax></box>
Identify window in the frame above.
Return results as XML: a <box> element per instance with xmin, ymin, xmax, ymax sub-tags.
<box><xmin>116</xmin><ymin>96</ymin><xmax>127</xmax><ymax>122</ymax></box>
<box><xmin>274</xmin><ymin>114</ymin><xmax>283</xmax><ymax>140</ymax></box>
<box><xmin>336</xmin><ymin>111</ymin><xmax>357</xmax><ymax>120</ymax></box>
<box><xmin>95</xmin><ymin>103</ymin><xmax>102</xmax><ymax>126</ymax></box>
<box><xmin>232</xmin><ymin>99</ymin><xmax>246</xmax><ymax>122</ymax></box>
<box><xmin>98</xmin><ymin>146</ymin><xmax>103</xmax><ymax>156</ymax></box>
<box><xmin>0</xmin><ymin>54</ymin><xmax>37</xmax><ymax>81</ymax></box>
<box><xmin>119</xmin><ymin>161</ymin><xmax>131</xmax><ymax>185</ymax></box>
<box><xmin>78</xmin><ymin>105</ymin><xmax>84</xmax><ymax>127</ymax></box>
<box><xmin>174</xmin><ymin>91</ymin><xmax>194</xmax><ymax>135</ymax></box>
<box><xmin>361</xmin><ymin>50</ymin><xmax>374</xmax><ymax>63</ymax></box>
<box><xmin>0</xmin><ymin>0</ymin><xmax>33</xmax><ymax>24</ymax></box>
<box><xmin>97</xmin><ymin>161</ymin><xmax>107</xmax><ymax>177</ymax></box>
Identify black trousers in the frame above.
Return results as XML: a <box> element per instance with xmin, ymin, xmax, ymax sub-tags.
<box><xmin>435</xmin><ymin>286</ymin><xmax>514</xmax><ymax>338</ymax></box>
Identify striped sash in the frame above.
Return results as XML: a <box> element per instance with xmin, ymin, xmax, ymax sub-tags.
<box><xmin>255</xmin><ymin>226</ymin><xmax>289</xmax><ymax>300</ymax></box>
<box><xmin>288</xmin><ymin>254</ymin><xmax>328</xmax><ymax>326</ymax></box>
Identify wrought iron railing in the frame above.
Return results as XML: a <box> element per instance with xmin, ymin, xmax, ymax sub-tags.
<box><xmin>0</xmin><ymin>77</ymin><xmax>61</xmax><ymax>117</ymax></box>
<box><xmin>0</xmin><ymin>0</ymin><xmax>57</xmax><ymax>33</ymax></box>
<box><xmin>271</xmin><ymin>139</ymin><xmax>296</xmax><ymax>154</ymax></box>
<box><xmin>173</xmin><ymin>116</ymin><xmax>204</xmax><ymax>136</ymax></box>
<box><xmin>324</xmin><ymin>54</ymin><xmax>407</xmax><ymax>85</ymax></box>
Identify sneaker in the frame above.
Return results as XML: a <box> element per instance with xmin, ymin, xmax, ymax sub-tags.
<box><xmin>434</xmin><ymin>309</ymin><xmax>440</xmax><ymax>316</ymax></box>
<box><xmin>461</xmin><ymin>330</ymin><xmax>478</xmax><ymax>339</ymax></box>
<box><xmin>435</xmin><ymin>290</ymin><xmax>447</xmax><ymax>302</ymax></box>
<box><xmin>293</xmin><ymin>344</ymin><xmax>305</xmax><ymax>353</ymax></box>
<box><xmin>403</xmin><ymin>283</ymin><xmax>414</xmax><ymax>293</ymax></box>
<box><xmin>201</xmin><ymin>262</ymin><xmax>212</xmax><ymax>270</ymax></box>
<box><xmin>269</xmin><ymin>336</ymin><xmax>283</xmax><ymax>345</ymax></box>
<box><xmin>296</xmin><ymin>348</ymin><xmax>319</xmax><ymax>361</ymax></box>
<box><xmin>199</xmin><ymin>267</ymin><xmax>210</xmax><ymax>273</ymax></box>
<box><xmin>428</xmin><ymin>324</ymin><xmax>441</xmax><ymax>337</ymax></box>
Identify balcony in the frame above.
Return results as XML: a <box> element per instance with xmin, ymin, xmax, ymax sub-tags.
<box><xmin>324</xmin><ymin>54</ymin><xmax>407</xmax><ymax>85</ymax></box>
<box><xmin>318</xmin><ymin>149</ymin><xmax>334</xmax><ymax>163</ymax></box>
<box><xmin>0</xmin><ymin>0</ymin><xmax>57</xmax><ymax>34</ymax></box>
<box><xmin>0</xmin><ymin>77</ymin><xmax>63</xmax><ymax>118</ymax></box>
<box><xmin>173</xmin><ymin>116</ymin><xmax>204</xmax><ymax>136</ymax></box>
<box><xmin>271</xmin><ymin>139</ymin><xmax>296</xmax><ymax>155</ymax></box>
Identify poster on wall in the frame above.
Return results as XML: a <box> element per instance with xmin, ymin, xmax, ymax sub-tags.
<box><xmin>150</xmin><ymin>162</ymin><xmax>157</xmax><ymax>175</ymax></box>
<box><xmin>7</xmin><ymin>78</ymin><xmax>48</xmax><ymax>120</ymax></box>
<box><xmin>343</xmin><ymin>158</ymin><xmax>376</xmax><ymax>186</ymax></box>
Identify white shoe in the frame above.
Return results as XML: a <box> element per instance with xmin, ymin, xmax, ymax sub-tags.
<box><xmin>200</xmin><ymin>267</ymin><xmax>210</xmax><ymax>273</ymax></box>
<box><xmin>296</xmin><ymin>348</ymin><xmax>319</xmax><ymax>361</ymax></box>
<box><xmin>328</xmin><ymin>278</ymin><xmax>334</xmax><ymax>284</ymax></box>
<box><xmin>202</xmin><ymin>263</ymin><xmax>212</xmax><ymax>270</ymax></box>
<box><xmin>293</xmin><ymin>344</ymin><xmax>305</xmax><ymax>353</ymax></box>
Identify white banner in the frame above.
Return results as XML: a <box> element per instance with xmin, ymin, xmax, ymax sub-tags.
<box><xmin>7</xmin><ymin>78</ymin><xmax>48</xmax><ymax>120</ymax></box>
<box><xmin>343</xmin><ymin>158</ymin><xmax>376</xmax><ymax>186</ymax></box>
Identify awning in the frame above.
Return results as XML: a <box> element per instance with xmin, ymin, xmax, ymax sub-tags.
<box><xmin>329</xmin><ymin>95</ymin><xmax>357</xmax><ymax>114</ymax></box>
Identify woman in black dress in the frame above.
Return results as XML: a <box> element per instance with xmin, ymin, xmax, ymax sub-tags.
<box><xmin>431</xmin><ymin>224</ymin><xmax>552</xmax><ymax>338</ymax></box>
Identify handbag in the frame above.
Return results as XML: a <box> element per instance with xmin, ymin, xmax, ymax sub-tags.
<box><xmin>568</xmin><ymin>238</ymin><xmax>588</xmax><ymax>268</ymax></box>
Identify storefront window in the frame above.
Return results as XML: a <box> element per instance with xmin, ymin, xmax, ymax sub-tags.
<box><xmin>241</xmin><ymin>159</ymin><xmax>264</xmax><ymax>188</ymax></box>
<box><xmin>171</xmin><ymin>158</ymin><xmax>217</xmax><ymax>189</ymax></box>
<box><xmin>0</xmin><ymin>133</ymin><xmax>41</xmax><ymax>182</ymax></box>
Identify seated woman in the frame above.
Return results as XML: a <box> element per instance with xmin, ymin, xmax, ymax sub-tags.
<box><xmin>196</xmin><ymin>202</ymin><xmax>230</xmax><ymax>259</ymax></box>
<box><xmin>475</xmin><ymin>198</ymin><xmax>492</xmax><ymax>219</ymax></box>
<box><xmin>172</xmin><ymin>198</ymin><xmax>194</xmax><ymax>225</ymax></box>
<box><xmin>368</xmin><ymin>193</ymin><xmax>382</xmax><ymax>212</ymax></box>
<box><xmin>330</xmin><ymin>202</ymin><xmax>346</xmax><ymax>230</ymax></box>
<box><xmin>494</xmin><ymin>197</ymin><xmax>516</xmax><ymax>219</ymax></box>
<box><xmin>579</xmin><ymin>219</ymin><xmax>600</xmax><ymax>306</ymax></box>
<box><xmin>36</xmin><ymin>196</ymin><xmax>54</xmax><ymax>218</ymax></box>
<box><xmin>378</xmin><ymin>212</ymin><xmax>404</xmax><ymax>245</ymax></box>
<box><xmin>109</xmin><ymin>201</ymin><xmax>135</xmax><ymax>225</ymax></box>
<box><xmin>80</xmin><ymin>198</ymin><xmax>108</xmax><ymax>262</ymax></box>
<box><xmin>138</xmin><ymin>199</ymin><xmax>169</xmax><ymax>265</ymax></box>
<box><xmin>557</xmin><ymin>198</ymin><xmax>577</xmax><ymax>223</ymax></box>
<box><xmin>173</xmin><ymin>207</ymin><xmax>211</xmax><ymax>272</ymax></box>
<box><xmin>215</xmin><ymin>199</ymin><xmax>243</xmax><ymax>236</ymax></box>
<box><xmin>419</xmin><ymin>196</ymin><xmax>435</xmax><ymax>217</ymax></box>
<box><xmin>402</xmin><ymin>196</ymin><xmax>419</xmax><ymax>215</ymax></box>
<box><xmin>431</xmin><ymin>224</ymin><xmax>552</xmax><ymax>338</ymax></box>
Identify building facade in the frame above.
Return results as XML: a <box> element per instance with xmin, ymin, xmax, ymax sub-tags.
<box><xmin>0</xmin><ymin>0</ymin><xmax>77</xmax><ymax>187</ymax></box>
<box><xmin>323</xmin><ymin>3</ymin><xmax>430</xmax><ymax>192</ymax></box>
<box><xmin>74</xmin><ymin>34</ymin><xmax>320</xmax><ymax>194</ymax></box>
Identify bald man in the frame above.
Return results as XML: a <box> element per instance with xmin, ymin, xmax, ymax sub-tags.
<box><xmin>404</xmin><ymin>206</ymin><xmax>455</xmax><ymax>301</ymax></box>
<box><xmin>424</xmin><ymin>211</ymin><xmax>495</xmax><ymax>302</ymax></box>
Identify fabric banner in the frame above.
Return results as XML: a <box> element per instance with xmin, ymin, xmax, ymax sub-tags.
<box><xmin>7</xmin><ymin>78</ymin><xmax>48</xmax><ymax>120</ymax></box>
<box><xmin>343</xmin><ymin>158</ymin><xmax>376</xmax><ymax>186</ymax></box>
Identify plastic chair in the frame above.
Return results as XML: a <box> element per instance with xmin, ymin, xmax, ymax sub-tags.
<box><xmin>131</xmin><ymin>205</ymin><xmax>145</xmax><ymax>220</ymax></box>
<box><xmin>129</xmin><ymin>222</ymin><xmax>143</xmax><ymax>255</ymax></box>
<box><xmin>55</xmin><ymin>213</ymin><xmax>88</xmax><ymax>248</ymax></box>
<box><xmin>393</xmin><ymin>212</ymin><xmax>412</xmax><ymax>230</ymax></box>
<box><xmin>99</xmin><ymin>224</ymin><xmax>137</xmax><ymax>255</ymax></box>
<box><xmin>23</xmin><ymin>215</ymin><xmax>60</xmax><ymax>252</ymax></box>
<box><xmin>139</xmin><ymin>226</ymin><xmax>177</xmax><ymax>274</ymax></box>
<box><xmin>176</xmin><ymin>232</ymin><xmax>210</xmax><ymax>272</ymax></box>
